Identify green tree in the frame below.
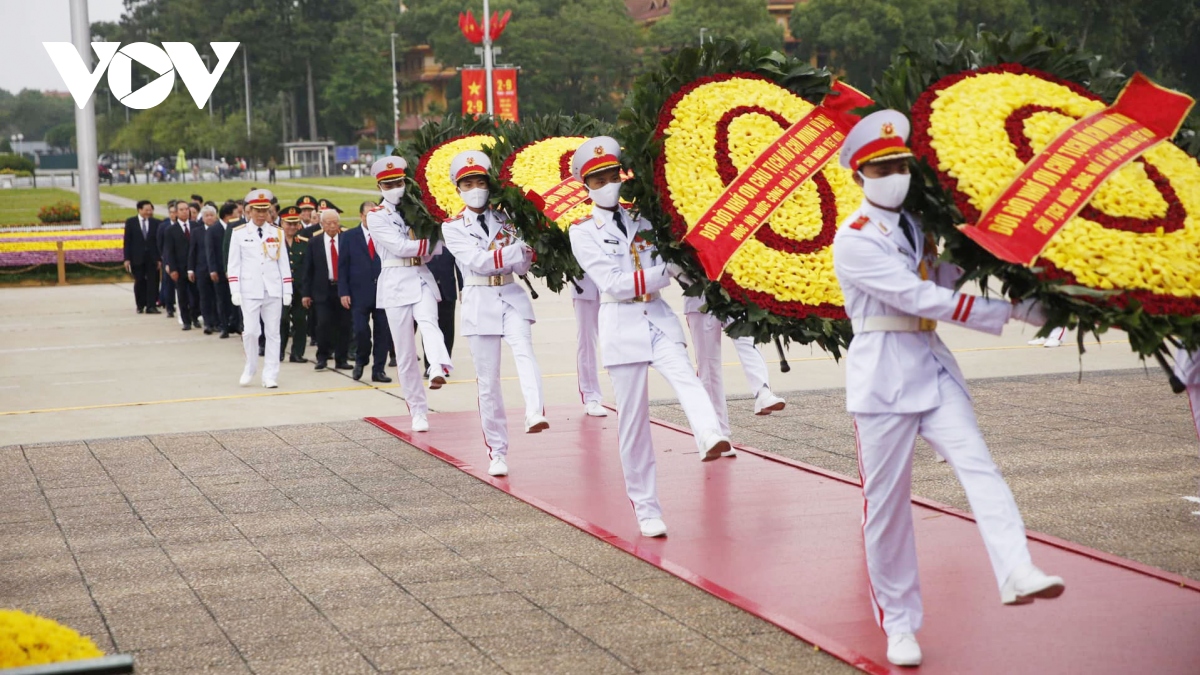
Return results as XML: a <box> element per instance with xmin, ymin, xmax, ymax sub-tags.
<box><xmin>651</xmin><ymin>0</ymin><xmax>784</xmax><ymax>51</ymax></box>
<box><xmin>45</xmin><ymin>123</ymin><xmax>75</xmax><ymax>150</ymax></box>
<box><xmin>323</xmin><ymin>0</ymin><xmax>404</xmax><ymax>143</ymax></box>
<box><xmin>790</xmin><ymin>0</ymin><xmax>1032</xmax><ymax>88</ymax></box>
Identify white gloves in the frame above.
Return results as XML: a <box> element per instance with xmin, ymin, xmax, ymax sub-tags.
<box><xmin>283</xmin><ymin>293</ymin><xmax>292</xmax><ymax>307</ymax></box>
<box><xmin>231</xmin><ymin>292</ymin><xmax>242</xmax><ymax>307</ymax></box>
<box><xmin>1012</xmin><ymin>298</ymin><xmax>1047</xmax><ymax>327</ymax></box>
<box><xmin>665</xmin><ymin>263</ymin><xmax>684</xmax><ymax>279</ymax></box>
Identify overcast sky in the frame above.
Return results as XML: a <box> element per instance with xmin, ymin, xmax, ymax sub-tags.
<box><xmin>0</xmin><ymin>0</ymin><xmax>127</xmax><ymax>93</ymax></box>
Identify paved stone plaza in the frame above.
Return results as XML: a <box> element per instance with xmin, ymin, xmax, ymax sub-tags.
<box><xmin>2</xmin><ymin>283</ymin><xmax>1198</xmax><ymax>673</ymax></box>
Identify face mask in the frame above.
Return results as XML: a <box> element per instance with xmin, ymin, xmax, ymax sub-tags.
<box><xmin>859</xmin><ymin>172</ymin><xmax>911</xmax><ymax>210</ymax></box>
<box><xmin>588</xmin><ymin>182</ymin><xmax>621</xmax><ymax>209</ymax></box>
<box><xmin>381</xmin><ymin>186</ymin><xmax>405</xmax><ymax>203</ymax></box>
<box><xmin>460</xmin><ymin>187</ymin><xmax>489</xmax><ymax>210</ymax></box>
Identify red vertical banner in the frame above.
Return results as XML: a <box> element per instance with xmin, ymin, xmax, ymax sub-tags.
<box><xmin>492</xmin><ymin>68</ymin><xmax>519</xmax><ymax>123</ymax></box>
<box><xmin>461</xmin><ymin>69</ymin><xmax>487</xmax><ymax>116</ymax></box>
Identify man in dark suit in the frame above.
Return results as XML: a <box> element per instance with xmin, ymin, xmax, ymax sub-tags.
<box><xmin>424</xmin><ymin>243</ymin><xmax>460</xmax><ymax>372</ymax></box>
<box><xmin>302</xmin><ymin>209</ymin><xmax>352</xmax><ymax>370</ymax></box>
<box><xmin>338</xmin><ymin>203</ymin><xmax>392</xmax><ymax>383</ymax></box>
<box><xmin>207</xmin><ymin>202</ymin><xmax>235</xmax><ymax>337</ymax></box>
<box><xmin>158</xmin><ymin>200</ymin><xmax>177</xmax><ymax>317</ymax></box>
<box><xmin>164</xmin><ymin>201</ymin><xmax>201</xmax><ymax>330</ymax></box>
<box><xmin>190</xmin><ymin>204</ymin><xmax>220</xmax><ymax>333</ymax></box>
<box><xmin>122</xmin><ymin>200</ymin><xmax>161</xmax><ymax>314</ymax></box>
<box><xmin>221</xmin><ymin>201</ymin><xmax>248</xmax><ymax>335</ymax></box>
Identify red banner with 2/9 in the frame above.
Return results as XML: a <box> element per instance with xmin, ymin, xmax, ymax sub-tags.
<box><xmin>461</xmin><ymin>68</ymin><xmax>519</xmax><ymax>122</ymax></box>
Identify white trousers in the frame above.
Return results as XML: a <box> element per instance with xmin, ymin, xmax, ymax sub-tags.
<box><xmin>574</xmin><ymin>297</ymin><xmax>603</xmax><ymax>405</ymax></box>
<box><xmin>385</xmin><ymin>302</ymin><xmax>429</xmax><ymax>418</ymax></box>
<box><xmin>412</xmin><ymin>284</ymin><xmax>453</xmax><ymax>379</ymax></box>
<box><xmin>1188</xmin><ymin>386</ymin><xmax>1200</xmax><ymax>454</ymax></box>
<box><xmin>686</xmin><ymin>312</ymin><xmax>773</xmax><ymax>436</ymax></box>
<box><xmin>852</xmin><ymin>368</ymin><xmax>1031</xmax><ymax>637</ymax></box>
<box><xmin>467</xmin><ymin>308</ymin><xmax>544</xmax><ymax>459</ymax></box>
<box><xmin>242</xmin><ymin>296</ymin><xmax>282</xmax><ymax>384</ymax></box>
<box><xmin>607</xmin><ymin>326</ymin><xmax>724</xmax><ymax>522</ymax></box>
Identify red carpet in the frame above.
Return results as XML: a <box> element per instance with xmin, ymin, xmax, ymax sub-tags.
<box><xmin>368</xmin><ymin>407</ymin><xmax>1200</xmax><ymax>674</ymax></box>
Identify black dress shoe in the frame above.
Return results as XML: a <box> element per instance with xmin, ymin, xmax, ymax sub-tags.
<box><xmin>219</xmin><ymin>330</ymin><xmax>229</xmax><ymax>339</ymax></box>
<box><xmin>203</xmin><ymin>327</ymin><xmax>214</xmax><ymax>335</ymax></box>
<box><xmin>167</xmin><ymin>310</ymin><xmax>175</xmax><ymax>318</ymax></box>
<box><xmin>372</xmin><ymin>372</ymin><xmax>392</xmax><ymax>383</ymax></box>
<box><xmin>145</xmin><ymin>307</ymin><xmax>160</xmax><ymax>314</ymax></box>
<box><xmin>192</xmin><ymin>319</ymin><xmax>202</xmax><ymax>329</ymax></box>
<box><xmin>314</xmin><ymin>361</ymin><xmax>327</xmax><ymax>371</ymax></box>
<box><xmin>288</xmin><ymin>355</ymin><xmax>308</xmax><ymax>363</ymax></box>
<box><xmin>335</xmin><ymin>361</ymin><xmax>353</xmax><ymax>370</ymax></box>
<box><xmin>352</xmin><ymin>364</ymin><xmax>364</xmax><ymax>380</ymax></box>
<box><xmin>388</xmin><ymin>356</ymin><xmax>397</xmax><ymax>367</ymax></box>
<box><xmin>137</xmin><ymin>307</ymin><xmax>144</xmax><ymax>314</ymax></box>
<box><xmin>182</xmin><ymin>324</ymin><xmax>191</xmax><ymax>331</ymax></box>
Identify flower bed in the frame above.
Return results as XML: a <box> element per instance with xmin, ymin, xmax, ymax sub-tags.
<box><xmin>0</xmin><ymin>610</ymin><xmax>103</xmax><ymax>668</ymax></box>
<box><xmin>0</xmin><ymin>229</ymin><xmax>124</xmax><ymax>266</ymax></box>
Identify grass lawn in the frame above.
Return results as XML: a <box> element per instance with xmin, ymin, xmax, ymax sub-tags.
<box><xmin>276</xmin><ymin>175</ymin><xmax>379</xmax><ymax>191</ymax></box>
<box><xmin>0</xmin><ymin>188</ymin><xmax>130</xmax><ymax>225</ymax></box>
<box><xmin>101</xmin><ymin>180</ymin><xmax>376</xmax><ymax>211</ymax></box>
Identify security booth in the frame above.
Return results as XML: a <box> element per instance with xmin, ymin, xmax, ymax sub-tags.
<box><xmin>284</xmin><ymin>140</ymin><xmax>335</xmax><ymax>178</ymax></box>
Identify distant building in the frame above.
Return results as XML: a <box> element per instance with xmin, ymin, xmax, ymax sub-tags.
<box><xmin>626</xmin><ymin>0</ymin><xmax>802</xmax><ymax>52</ymax></box>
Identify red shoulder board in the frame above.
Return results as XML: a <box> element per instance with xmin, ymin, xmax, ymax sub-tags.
<box><xmin>571</xmin><ymin>215</ymin><xmax>592</xmax><ymax>227</ymax></box>
<box><xmin>849</xmin><ymin>215</ymin><xmax>870</xmax><ymax>230</ymax></box>
<box><xmin>368</xmin><ymin>204</ymin><xmax>384</xmax><ymax>213</ymax></box>
<box><xmin>443</xmin><ymin>216</ymin><xmax>461</xmax><ymax>224</ymax></box>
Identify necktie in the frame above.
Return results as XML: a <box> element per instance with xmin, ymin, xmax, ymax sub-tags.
<box><xmin>898</xmin><ymin>214</ymin><xmax>917</xmax><ymax>252</ymax></box>
<box><xmin>183</xmin><ymin>222</ymin><xmax>190</xmax><ymax>240</ymax></box>
<box><xmin>478</xmin><ymin>213</ymin><xmax>489</xmax><ymax>238</ymax></box>
<box><xmin>256</xmin><ymin>226</ymin><xmax>263</xmax><ymax>239</ymax></box>
<box><xmin>330</xmin><ymin>237</ymin><xmax>338</xmax><ymax>281</ymax></box>
<box><xmin>367</xmin><ymin>237</ymin><xmax>375</xmax><ymax>260</ymax></box>
<box><xmin>613</xmin><ymin>210</ymin><xmax>628</xmax><ymax>237</ymax></box>
<box><xmin>141</xmin><ymin>218</ymin><xmax>148</xmax><ymax>239</ymax></box>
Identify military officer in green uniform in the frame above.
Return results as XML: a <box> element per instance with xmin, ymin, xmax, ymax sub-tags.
<box><xmin>278</xmin><ymin>206</ymin><xmax>310</xmax><ymax>362</ymax></box>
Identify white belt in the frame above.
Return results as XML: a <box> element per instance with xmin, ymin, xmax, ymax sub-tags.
<box><xmin>382</xmin><ymin>257</ymin><xmax>423</xmax><ymax>268</ymax></box>
<box><xmin>465</xmin><ymin>273</ymin><xmax>514</xmax><ymax>287</ymax></box>
<box><xmin>601</xmin><ymin>292</ymin><xmax>660</xmax><ymax>304</ymax></box>
<box><xmin>852</xmin><ymin>316</ymin><xmax>937</xmax><ymax>333</ymax></box>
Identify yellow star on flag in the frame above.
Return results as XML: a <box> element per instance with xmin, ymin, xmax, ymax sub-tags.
<box><xmin>468</xmin><ymin>83</ymin><xmax>482</xmax><ymax>96</ymax></box>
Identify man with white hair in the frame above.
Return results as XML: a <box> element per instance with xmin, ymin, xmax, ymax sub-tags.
<box><xmin>302</xmin><ymin>209</ymin><xmax>353</xmax><ymax>371</ymax></box>
<box><xmin>366</xmin><ymin>156</ymin><xmax>454</xmax><ymax>433</ymax></box>
<box><xmin>189</xmin><ymin>203</ymin><xmax>221</xmax><ymax>333</ymax></box>
<box><xmin>228</xmin><ymin>189</ymin><xmax>292</xmax><ymax>388</ymax></box>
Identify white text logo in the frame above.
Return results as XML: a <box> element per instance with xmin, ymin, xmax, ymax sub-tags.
<box><xmin>44</xmin><ymin>42</ymin><xmax>240</xmax><ymax>110</ymax></box>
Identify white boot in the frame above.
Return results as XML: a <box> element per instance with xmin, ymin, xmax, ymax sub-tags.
<box><xmin>488</xmin><ymin>456</ymin><xmax>508</xmax><ymax>477</ymax></box>
<box><xmin>1001</xmin><ymin>563</ymin><xmax>1065</xmax><ymax>605</ymax></box>
<box><xmin>754</xmin><ymin>388</ymin><xmax>786</xmax><ymax>415</ymax></box>
<box><xmin>699</xmin><ymin>431</ymin><xmax>732</xmax><ymax>462</ymax></box>
<box><xmin>411</xmin><ymin>414</ymin><xmax>429</xmax><ymax>433</ymax></box>
<box><xmin>584</xmin><ymin>401</ymin><xmax>608</xmax><ymax>417</ymax></box>
<box><xmin>639</xmin><ymin>518</ymin><xmax>667</xmax><ymax>537</ymax></box>
<box><xmin>886</xmin><ymin>633</ymin><xmax>922</xmax><ymax>667</ymax></box>
<box><xmin>524</xmin><ymin>414</ymin><xmax>549</xmax><ymax>433</ymax></box>
<box><xmin>238</xmin><ymin>366</ymin><xmax>255</xmax><ymax>386</ymax></box>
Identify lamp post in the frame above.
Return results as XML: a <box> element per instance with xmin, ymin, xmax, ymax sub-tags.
<box><xmin>10</xmin><ymin>133</ymin><xmax>23</xmax><ymax>156</ymax></box>
<box><xmin>699</xmin><ymin>28</ymin><xmax>708</xmax><ymax>47</ymax></box>
<box><xmin>68</xmin><ymin>0</ymin><xmax>101</xmax><ymax>229</ymax></box>
<box><xmin>483</xmin><ymin>0</ymin><xmax>494</xmax><ymax>116</ymax></box>
<box><xmin>391</xmin><ymin>32</ymin><xmax>400</xmax><ymax>149</ymax></box>
<box><xmin>201</xmin><ymin>54</ymin><xmax>215</xmax><ymax>163</ymax></box>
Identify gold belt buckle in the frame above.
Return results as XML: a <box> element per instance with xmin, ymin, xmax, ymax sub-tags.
<box><xmin>406</xmin><ymin>257</ymin><xmax>422</xmax><ymax>267</ymax></box>
<box><xmin>488</xmin><ymin>275</ymin><xmax>504</xmax><ymax>287</ymax></box>
<box><xmin>632</xmin><ymin>294</ymin><xmax>651</xmax><ymax>303</ymax></box>
<box><xmin>919</xmin><ymin>318</ymin><xmax>937</xmax><ymax>332</ymax></box>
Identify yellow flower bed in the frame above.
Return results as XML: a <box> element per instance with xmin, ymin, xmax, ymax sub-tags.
<box><xmin>0</xmin><ymin>610</ymin><xmax>103</xmax><ymax>668</ymax></box>
<box><xmin>659</xmin><ymin>75</ymin><xmax>860</xmax><ymax>312</ymax></box>
<box><xmin>504</xmin><ymin>136</ymin><xmax>591</xmax><ymax>228</ymax></box>
<box><xmin>924</xmin><ymin>70</ymin><xmax>1200</xmax><ymax>300</ymax></box>
<box><xmin>418</xmin><ymin>135</ymin><xmax>495</xmax><ymax>220</ymax></box>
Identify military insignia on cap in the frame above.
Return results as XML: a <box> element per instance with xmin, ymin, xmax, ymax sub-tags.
<box><xmin>881</xmin><ymin>122</ymin><xmax>896</xmax><ymax>138</ymax></box>
<box><xmin>593</xmin><ymin>146</ymin><xmax>605</xmax><ymax>157</ymax></box>
<box><xmin>466</xmin><ymin>157</ymin><xmax>476</xmax><ymax>166</ymax></box>
<box><xmin>386</xmin><ymin>162</ymin><xmax>394</xmax><ymax>169</ymax></box>
<box><xmin>258</xmin><ymin>192</ymin><xmax>266</xmax><ymax>199</ymax></box>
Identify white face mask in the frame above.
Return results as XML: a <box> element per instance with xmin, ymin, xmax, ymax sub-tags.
<box><xmin>460</xmin><ymin>187</ymin><xmax>489</xmax><ymax>210</ymax></box>
<box><xmin>588</xmin><ymin>182</ymin><xmax>621</xmax><ymax>209</ymax></box>
<box><xmin>381</xmin><ymin>186</ymin><xmax>405</xmax><ymax>203</ymax></box>
<box><xmin>859</xmin><ymin>172</ymin><xmax>911</xmax><ymax>210</ymax></box>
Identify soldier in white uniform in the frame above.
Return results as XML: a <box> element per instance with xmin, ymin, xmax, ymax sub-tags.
<box><xmin>228</xmin><ymin>189</ymin><xmax>292</xmax><ymax>389</ymax></box>
<box><xmin>367</xmin><ymin>157</ymin><xmax>454</xmax><ymax>433</ymax></box>
<box><xmin>440</xmin><ymin>150</ymin><xmax>550</xmax><ymax>478</ymax></box>
<box><xmin>682</xmin><ymin>293</ymin><xmax>787</xmax><ymax>438</ymax></box>
<box><xmin>831</xmin><ymin>111</ymin><xmax>1065</xmax><ymax>667</ymax></box>
<box><xmin>1176</xmin><ymin>348</ymin><xmax>1200</xmax><ymax>451</ymax></box>
<box><xmin>568</xmin><ymin>137</ymin><xmax>733</xmax><ymax>539</ymax></box>
<box><xmin>572</xmin><ymin>274</ymin><xmax>608</xmax><ymax>417</ymax></box>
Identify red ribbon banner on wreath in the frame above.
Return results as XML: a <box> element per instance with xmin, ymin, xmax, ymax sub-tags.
<box><xmin>963</xmin><ymin>72</ymin><xmax>1196</xmax><ymax>265</ymax></box>
<box><xmin>684</xmin><ymin>81</ymin><xmax>872</xmax><ymax>280</ymax></box>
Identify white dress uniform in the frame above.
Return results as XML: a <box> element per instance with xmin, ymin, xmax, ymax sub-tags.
<box><xmin>568</xmin><ymin>136</ymin><xmax>731</xmax><ymax>535</ymax></box>
<box><xmin>682</xmin><ymin>293</ymin><xmax>784</xmax><ymax>436</ymax></box>
<box><xmin>831</xmin><ymin>111</ymin><xmax>1062</xmax><ymax>665</ymax></box>
<box><xmin>439</xmin><ymin>151</ymin><xmax>548</xmax><ymax>471</ymax></box>
<box><xmin>571</xmin><ymin>273</ymin><xmax>606</xmax><ymax>412</ymax></box>
<box><xmin>228</xmin><ymin>189</ymin><xmax>292</xmax><ymax>387</ymax></box>
<box><xmin>1175</xmin><ymin>348</ymin><xmax>1200</xmax><ymax>450</ymax></box>
<box><xmin>368</xmin><ymin>157</ymin><xmax>454</xmax><ymax>428</ymax></box>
